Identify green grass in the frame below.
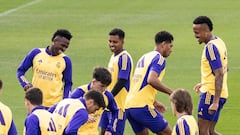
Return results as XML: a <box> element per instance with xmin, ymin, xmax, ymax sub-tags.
<box><xmin>0</xmin><ymin>0</ymin><xmax>239</xmax><ymax>134</ymax></box>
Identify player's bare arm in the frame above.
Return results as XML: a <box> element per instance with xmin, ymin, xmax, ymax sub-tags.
<box><xmin>209</xmin><ymin>68</ymin><xmax>223</xmax><ymax>114</ymax></box>
<box><xmin>147</xmin><ymin>70</ymin><xmax>173</xmax><ymax>95</ymax></box>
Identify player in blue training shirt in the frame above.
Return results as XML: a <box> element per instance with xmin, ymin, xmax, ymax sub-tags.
<box><xmin>70</xmin><ymin>66</ymin><xmax>118</xmax><ymax>135</ymax></box>
<box><xmin>104</xmin><ymin>28</ymin><xmax>133</xmax><ymax>135</ymax></box>
<box><xmin>125</xmin><ymin>31</ymin><xmax>174</xmax><ymax>135</ymax></box>
<box><xmin>17</xmin><ymin>29</ymin><xmax>73</xmax><ymax>108</ymax></box>
<box><xmin>170</xmin><ymin>89</ymin><xmax>199</xmax><ymax>135</ymax></box>
<box><xmin>193</xmin><ymin>16</ymin><xmax>228</xmax><ymax>135</ymax></box>
<box><xmin>0</xmin><ymin>80</ymin><xmax>18</xmax><ymax>135</ymax></box>
<box><xmin>49</xmin><ymin>90</ymin><xmax>106</xmax><ymax>135</ymax></box>
<box><xmin>24</xmin><ymin>87</ymin><xmax>57</xmax><ymax>135</ymax></box>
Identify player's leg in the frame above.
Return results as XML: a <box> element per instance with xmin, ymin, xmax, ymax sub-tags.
<box><xmin>197</xmin><ymin>93</ymin><xmax>226</xmax><ymax>135</ymax></box>
<box><xmin>156</xmin><ymin>125</ymin><xmax>171</xmax><ymax>135</ymax></box>
<box><xmin>144</xmin><ymin>107</ymin><xmax>170</xmax><ymax>135</ymax></box>
<box><xmin>136</xmin><ymin>128</ymin><xmax>149</xmax><ymax>135</ymax></box>
<box><xmin>126</xmin><ymin>106</ymin><xmax>170</xmax><ymax>135</ymax></box>
<box><xmin>198</xmin><ymin>118</ymin><xmax>210</xmax><ymax>135</ymax></box>
<box><xmin>208</xmin><ymin>98</ymin><xmax>226</xmax><ymax>135</ymax></box>
<box><xmin>125</xmin><ymin>108</ymin><xmax>149</xmax><ymax>135</ymax></box>
<box><xmin>209</xmin><ymin>121</ymin><xmax>222</xmax><ymax>135</ymax></box>
<box><xmin>197</xmin><ymin>92</ymin><xmax>212</xmax><ymax>135</ymax></box>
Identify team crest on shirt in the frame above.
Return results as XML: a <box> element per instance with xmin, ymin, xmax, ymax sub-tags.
<box><xmin>56</xmin><ymin>62</ymin><xmax>61</xmax><ymax>68</ymax></box>
<box><xmin>37</xmin><ymin>59</ymin><xmax>43</xmax><ymax>65</ymax></box>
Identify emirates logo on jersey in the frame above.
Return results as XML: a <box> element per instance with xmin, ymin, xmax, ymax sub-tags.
<box><xmin>56</xmin><ymin>62</ymin><xmax>61</xmax><ymax>68</ymax></box>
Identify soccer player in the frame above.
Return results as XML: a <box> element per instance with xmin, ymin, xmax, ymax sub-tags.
<box><xmin>125</xmin><ymin>31</ymin><xmax>174</xmax><ymax>135</ymax></box>
<box><xmin>0</xmin><ymin>79</ymin><xmax>18</xmax><ymax>135</ymax></box>
<box><xmin>24</xmin><ymin>87</ymin><xmax>57</xmax><ymax>135</ymax></box>
<box><xmin>49</xmin><ymin>90</ymin><xmax>106</xmax><ymax>135</ymax></box>
<box><xmin>192</xmin><ymin>16</ymin><xmax>228</xmax><ymax>135</ymax></box>
<box><xmin>17</xmin><ymin>29</ymin><xmax>73</xmax><ymax>108</ymax></box>
<box><xmin>104</xmin><ymin>28</ymin><xmax>133</xmax><ymax>135</ymax></box>
<box><xmin>170</xmin><ymin>89</ymin><xmax>199</xmax><ymax>135</ymax></box>
<box><xmin>70</xmin><ymin>66</ymin><xmax>118</xmax><ymax>135</ymax></box>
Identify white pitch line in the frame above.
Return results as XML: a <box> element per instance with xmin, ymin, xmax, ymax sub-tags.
<box><xmin>0</xmin><ymin>0</ymin><xmax>42</xmax><ymax>17</ymax></box>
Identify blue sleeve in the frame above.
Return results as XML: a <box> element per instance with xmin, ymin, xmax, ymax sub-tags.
<box><xmin>8</xmin><ymin>119</ymin><xmax>17</xmax><ymax>135</ymax></box>
<box><xmin>16</xmin><ymin>48</ymin><xmax>41</xmax><ymax>88</ymax></box>
<box><xmin>205</xmin><ymin>44</ymin><xmax>222</xmax><ymax>71</ymax></box>
<box><xmin>48</xmin><ymin>104</ymin><xmax>58</xmax><ymax>113</ymax></box>
<box><xmin>150</xmin><ymin>54</ymin><xmax>166</xmax><ymax>75</ymax></box>
<box><xmin>25</xmin><ymin>114</ymin><xmax>41</xmax><ymax>135</ymax></box>
<box><xmin>118</xmin><ymin>54</ymin><xmax>132</xmax><ymax>80</ymax></box>
<box><xmin>70</xmin><ymin>88</ymin><xmax>85</xmax><ymax>98</ymax></box>
<box><xmin>175</xmin><ymin>119</ymin><xmax>191</xmax><ymax>135</ymax></box>
<box><xmin>63</xmin><ymin>56</ymin><xmax>73</xmax><ymax>98</ymax></box>
<box><xmin>105</xmin><ymin>92</ymin><xmax>118</xmax><ymax>132</ymax></box>
<box><xmin>64</xmin><ymin>109</ymin><xmax>88</xmax><ymax>135</ymax></box>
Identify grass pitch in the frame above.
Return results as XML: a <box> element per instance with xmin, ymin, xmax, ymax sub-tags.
<box><xmin>0</xmin><ymin>0</ymin><xmax>239</xmax><ymax>134</ymax></box>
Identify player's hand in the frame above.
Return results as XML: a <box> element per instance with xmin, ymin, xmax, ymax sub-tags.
<box><xmin>193</xmin><ymin>83</ymin><xmax>202</xmax><ymax>94</ymax></box>
<box><xmin>87</xmin><ymin>115</ymin><xmax>96</xmax><ymax>123</ymax></box>
<box><xmin>24</xmin><ymin>83</ymin><xmax>33</xmax><ymax>91</ymax></box>
<box><xmin>153</xmin><ymin>101</ymin><xmax>167</xmax><ymax>113</ymax></box>
<box><xmin>104</xmin><ymin>131</ymin><xmax>112</xmax><ymax>135</ymax></box>
<box><xmin>208</xmin><ymin>102</ymin><xmax>219</xmax><ymax>114</ymax></box>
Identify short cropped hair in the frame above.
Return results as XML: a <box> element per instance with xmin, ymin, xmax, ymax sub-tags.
<box><xmin>109</xmin><ymin>28</ymin><xmax>125</xmax><ymax>39</ymax></box>
<box><xmin>84</xmin><ymin>90</ymin><xmax>106</xmax><ymax>109</ymax></box>
<box><xmin>51</xmin><ymin>29</ymin><xmax>73</xmax><ymax>41</ymax></box>
<box><xmin>93</xmin><ymin>66</ymin><xmax>112</xmax><ymax>86</ymax></box>
<box><xmin>170</xmin><ymin>89</ymin><xmax>193</xmax><ymax>115</ymax></box>
<box><xmin>193</xmin><ymin>16</ymin><xmax>213</xmax><ymax>31</ymax></box>
<box><xmin>155</xmin><ymin>31</ymin><xmax>174</xmax><ymax>44</ymax></box>
<box><xmin>25</xmin><ymin>87</ymin><xmax>43</xmax><ymax>106</ymax></box>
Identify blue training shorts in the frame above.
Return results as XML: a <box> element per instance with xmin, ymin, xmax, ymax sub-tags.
<box><xmin>126</xmin><ymin>105</ymin><xmax>168</xmax><ymax>134</ymax></box>
<box><xmin>198</xmin><ymin>92</ymin><xmax>227</xmax><ymax>122</ymax></box>
<box><xmin>99</xmin><ymin>110</ymin><xmax>126</xmax><ymax>135</ymax></box>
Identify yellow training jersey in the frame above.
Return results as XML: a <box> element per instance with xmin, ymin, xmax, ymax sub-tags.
<box><xmin>172</xmin><ymin>115</ymin><xmax>199</xmax><ymax>135</ymax></box>
<box><xmin>0</xmin><ymin>102</ymin><xmax>12</xmax><ymax>135</ymax></box>
<box><xmin>108</xmin><ymin>50</ymin><xmax>133</xmax><ymax>110</ymax></box>
<box><xmin>32</xmin><ymin>109</ymin><xmax>57</xmax><ymax>135</ymax></box>
<box><xmin>200</xmin><ymin>37</ymin><xmax>228</xmax><ymax>98</ymax></box>
<box><xmin>76</xmin><ymin>85</ymin><xmax>105</xmax><ymax>135</ymax></box>
<box><xmin>125</xmin><ymin>51</ymin><xmax>166</xmax><ymax>109</ymax></box>
<box><xmin>52</xmin><ymin>98</ymin><xmax>86</xmax><ymax>135</ymax></box>
<box><xmin>32</xmin><ymin>48</ymin><xmax>66</xmax><ymax>107</ymax></box>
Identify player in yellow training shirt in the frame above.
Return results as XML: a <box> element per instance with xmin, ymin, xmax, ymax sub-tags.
<box><xmin>104</xmin><ymin>28</ymin><xmax>133</xmax><ymax>135</ymax></box>
<box><xmin>24</xmin><ymin>87</ymin><xmax>57</xmax><ymax>135</ymax></box>
<box><xmin>17</xmin><ymin>29</ymin><xmax>73</xmax><ymax>107</ymax></box>
<box><xmin>70</xmin><ymin>67</ymin><xmax>118</xmax><ymax>135</ymax></box>
<box><xmin>0</xmin><ymin>80</ymin><xmax>17</xmax><ymax>135</ymax></box>
<box><xmin>170</xmin><ymin>89</ymin><xmax>199</xmax><ymax>135</ymax></box>
<box><xmin>193</xmin><ymin>16</ymin><xmax>228</xmax><ymax>135</ymax></box>
<box><xmin>125</xmin><ymin>31</ymin><xmax>174</xmax><ymax>135</ymax></box>
<box><xmin>49</xmin><ymin>90</ymin><xmax>106</xmax><ymax>135</ymax></box>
